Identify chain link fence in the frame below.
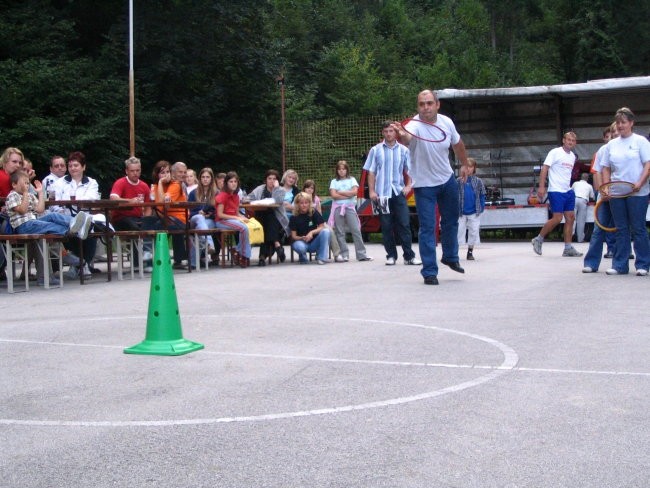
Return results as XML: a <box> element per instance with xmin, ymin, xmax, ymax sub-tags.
<box><xmin>286</xmin><ymin>114</ymin><xmax>409</xmax><ymax>195</ymax></box>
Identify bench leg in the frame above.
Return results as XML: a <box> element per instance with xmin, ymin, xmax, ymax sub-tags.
<box><xmin>5</xmin><ymin>241</ymin><xmax>29</xmax><ymax>293</ymax></box>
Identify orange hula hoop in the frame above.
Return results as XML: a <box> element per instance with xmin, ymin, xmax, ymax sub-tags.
<box><xmin>593</xmin><ymin>198</ymin><xmax>616</xmax><ymax>232</ymax></box>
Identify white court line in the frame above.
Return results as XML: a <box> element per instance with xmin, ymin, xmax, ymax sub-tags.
<box><xmin>1</xmin><ymin>314</ymin><xmax>647</xmax><ymax>427</ymax></box>
<box><xmin>0</xmin><ymin>315</ymin><xmax>518</xmax><ymax>427</ymax></box>
<box><xmin>1</xmin><ymin>338</ymin><xmax>649</xmax><ymax>378</ymax></box>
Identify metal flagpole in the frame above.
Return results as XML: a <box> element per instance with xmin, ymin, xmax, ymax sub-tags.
<box><xmin>128</xmin><ymin>0</ymin><xmax>136</xmax><ymax>157</ymax></box>
<box><xmin>277</xmin><ymin>73</ymin><xmax>286</xmax><ymax>173</ymax></box>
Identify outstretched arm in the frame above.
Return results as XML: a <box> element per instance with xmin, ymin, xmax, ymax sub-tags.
<box><xmin>452</xmin><ymin>139</ymin><xmax>469</xmax><ymax>180</ymax></box>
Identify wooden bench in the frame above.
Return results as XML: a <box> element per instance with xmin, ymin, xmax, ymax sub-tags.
<box><xmin>112</xmin><ymin>230</ymin><xmax>161</xmax><ymax>280</ymax></box>
<box><xmin>113</xmin><ymin>228</ymin><xmax>237</xmax><ymax>278</ymax></box>
<box><xmin>0</xmin><ymin>234</ymin><xmax>65</xmax><ymax>293</ymax></box>
<box><xmin>187</xmin><ymin>228</ymin><xmax>238</xmax><ymax>270</ymax></box>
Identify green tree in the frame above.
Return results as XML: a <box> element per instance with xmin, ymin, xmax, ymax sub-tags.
<box><xmin>0</xmin><ymin>0</ymin><xmax>127</xmax><ymax>186</ymax></box>
<box><xmin>123</xmin><ymin>0</ymin><xmax>283</xmax><ymax>184</ymax></box>
<box><xmin>316</xmin><ymin>41</ymin><xmax>386</xmax><ymax>116</ymax></box>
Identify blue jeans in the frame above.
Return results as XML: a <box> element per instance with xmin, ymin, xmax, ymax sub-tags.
<box><xmin>583</xmin><ymin>200</ymin><xmax>614</xmax><ymax>271</ymax></box>
<box><xmin>610</xmin><ymin>196</ymin><xmax>650</xmax><ymax>273</ymax></box>
<box><xmin>189</xmin><ymin>214</ymin><xmax>216</xmax><ymax>266</ymax></box>
<box><xmin>16</xmin><ymin>213</ymin><xmax>72</xmax><ymax>235</ymax></box>
<box><xmin>18</xmin><ymin>214</ymin><xmax>97</xmax><ymax>263</ymax></box>
<box><xmin>291</xmin><ymin>228</ymin><xmax>331</xmax><ymax>262</ymax></box>
<box><xmin>379</xmin><ymin>192</ymin><xmax>415</xmax><ymax>261</ymax></box>
<box><xmin>414</xmin><ymin>175</ymin><xmax>460</xmax><ymax>278</ymax></box>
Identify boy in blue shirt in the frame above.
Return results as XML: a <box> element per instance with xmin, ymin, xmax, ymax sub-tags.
<box><xmin>457</xmin><ymin>158</ymin><xmax>486</xmax><ymax>260</ymax></box>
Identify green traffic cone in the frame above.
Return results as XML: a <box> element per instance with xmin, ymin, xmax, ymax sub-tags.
<box><xmin>124</xmin><ymin>233</ymin><xmax>204</xmax><ymax>356</ymax></box>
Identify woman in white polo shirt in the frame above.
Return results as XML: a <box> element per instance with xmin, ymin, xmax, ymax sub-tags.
<box><xmin>600</xmin><ymin>107</ymin><xmax>650</xmax><ymax>276</ymax></box>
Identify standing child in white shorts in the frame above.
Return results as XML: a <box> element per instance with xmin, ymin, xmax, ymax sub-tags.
<box><xmin>457</xmin><ymin>158</ymin><xmax>486</xmax><ymax>260</ymax></box>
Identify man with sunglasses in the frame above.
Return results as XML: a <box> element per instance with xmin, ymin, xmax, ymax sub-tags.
<box><xmin>42</xmin><ymin>155</ymin><xmax>67</xmax><ymax>196</ymax></box>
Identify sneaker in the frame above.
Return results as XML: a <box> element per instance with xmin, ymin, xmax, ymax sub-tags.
<box><xmin>69</xmin><ymin>212</ymin><xmax>86</xmax><ymax>234</ymax></box>
<box><xmin>440</xmin><ymin>258</ymin><xmax>465</xmax><ymax>273</ymax></box>
<box><xmin>604</xmin><ymin>252</ymin><xmax>613</xmax><ymax>258</ymax></box>
<box><xmin>424</xmin><ymin>276</ymin><xmax>439</xmax><ymax>285</ymax></box>
<box><xmin>605</xmin><ymin>268</ymin><xmax>619</xmax><ymax>275</ymax></box>
<box><xmin>143</xmin><ymin>265</ymin><xmax>153</xmax><ymax>273</ymax></box>
<box><xmin>62</xmin><ymin>252</ymin><xmax>80</xmax><ymax>267</ymax></box>
<box><xmin>64</xmin><ymin>265</ymin><xmax>79</xmax><ymax>279</ymax></box>
<box><xmin>531</xmin><ymin>237</ymin><xmax>542</xmax><ymax>255</ymax></box>
<box><xmin>562</xmin><ymin>247</ymin><xmax>583</xmax><ymax>257</ymax></box>
<box><xmin>77</xmin><ymin>213</ymin><xmax>93</xmax><ymax>240</ymax></box>
<box><xmin>316</xmin><ymin>259</ymin><xmax>327</xmax><ymax>265</ymax></box>
<box><xmin>630</xmin><ymin>254</ymin><xmax>635</xmax><ymax>260</ymax></box>
<box><xmin>68</xmin><ymin>264</ymin><xmax>92</xmax><ymax>279</ymax></box>
<box><xmin>385</xmin><ymin>257</ymin><xmax>396</xmax><ymax>266</ymax></box>
<box><xmin>335</xmin><ymin>255</ymin><xmax>347</xmax><ymax>263</ymax></box>
<box><xmin>466</xmin><ymin>251</ymin><xmax>475</xmax><ymax>261</ymax></box>
<box><xmin>37</xmin><ymin>276</ymin><xmax>60</xmax><ymax>287</ymax></box>
<box><xmin>405</xmin><ymin>257</ymin><xmax>422</xmax><ymax>265</ymax></box>
<box><xmin>582</xmin><ymin>266</ymin><xmax>595</xmax><ymax>273</ymax></box>
<box><xmin>358</xmin><ymin>256</ymin><xmax>373</xmax><ymax>262</ymax></box>
<box><xmin>636</xmin><ymin>269</ymin><xmax>648</xmax><ymax>276</ymax></box>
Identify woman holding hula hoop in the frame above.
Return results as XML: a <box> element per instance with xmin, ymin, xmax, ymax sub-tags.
<box><xmin>600</xmin><ymin>107</ymin><xmax>650</xmax><ymax>276</ymax></box>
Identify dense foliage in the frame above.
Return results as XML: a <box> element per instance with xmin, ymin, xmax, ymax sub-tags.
<box><xmin>1</xmin><ymin>0</ymin><xmax>648</xmax><ymax>188</ymax></box>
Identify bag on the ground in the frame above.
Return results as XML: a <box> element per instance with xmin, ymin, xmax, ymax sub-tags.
<box><xmin>245</xmin><ymin>217</ymin><xmax>264</xmax><ymax>245</ymax></box>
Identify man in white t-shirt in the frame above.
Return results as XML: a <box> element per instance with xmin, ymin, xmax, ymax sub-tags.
<box><xmin>531</xmin><ymin>131</ymin><xmax>583</xmax><ymax>257</ymax></box>
<box><xmin>394</xmin><ymin>90</ymin><xmax>469</xmax><ymax>285</ymax></box>
<box><xmin>571</xmin><ymin>173</ymin><xmax>594</xmax><ymax>243</ymax></box>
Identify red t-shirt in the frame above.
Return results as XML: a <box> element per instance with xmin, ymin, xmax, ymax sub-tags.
<box><xmin>110</xmin><ymin>177</ymin><xmax>151</xmax><ymax>221</ymax></box>
<box><xmin>215</xmin><ymin>192</ymin><xmax>240</xmax><ymax>220</ymax></box>
<box><xmin>0</xmin><ymin>169</ymin><xmax>11</xmax><ymax>198</ymax></box>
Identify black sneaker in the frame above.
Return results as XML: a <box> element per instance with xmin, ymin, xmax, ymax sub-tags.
<box><xmin>466</xmin><ymin>251</ymin><xmax>475</xmax><ymax>261</ymax></box>
<box><xmin>424</xmin><ymin>276</ymin><xmax>439</xmax><ymax>285</ymax></box>
<box><xmin>440</xmin><ymin>258</ymin><xmax>465</xmax><ymax>273</ymax></box>
<box><xmin>275</xmin><ymin>246</ymin><xmax>286</xmax><ymax>263</ymax></box>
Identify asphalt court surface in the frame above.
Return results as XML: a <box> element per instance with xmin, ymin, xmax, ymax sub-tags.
<box><xmin>1</xmin><ymin>242</ymin><xmax>649</xmax><ymax>487</ymax></box>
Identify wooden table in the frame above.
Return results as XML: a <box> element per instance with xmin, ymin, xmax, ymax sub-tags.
<box><xmin>241</xmin><ymin>202</ymin><xmax>279</xmax><ymax>217</ymax></box>
<box><xmin>44</xmin><ymin>199</ymin><xmax>196</xmax><ymax>281</ymax></box>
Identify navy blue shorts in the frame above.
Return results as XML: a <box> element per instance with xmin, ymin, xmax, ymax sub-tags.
<box><xmin>548</xmin><ymin>190</ymin><xmax>576</xmax><ymax>213</ymax></box>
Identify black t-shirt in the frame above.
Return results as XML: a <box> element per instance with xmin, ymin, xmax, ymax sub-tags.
<box><xmin>289</xmin><ymin>211</ymin><xmax>324</xmax><ymax>237</ymax></box>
